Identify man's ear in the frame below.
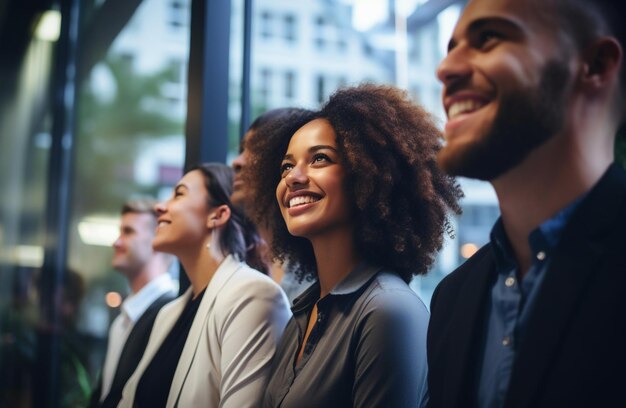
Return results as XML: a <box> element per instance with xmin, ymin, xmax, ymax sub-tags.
<box><xmin>579</xmin><ymin>36</ymin><xmax>622</xmax><ymax>91</ymax></box>
<box><xmin>206</xmin><ymin>204</ymin><xmax>232</xmax><ymax>229</ymax></box>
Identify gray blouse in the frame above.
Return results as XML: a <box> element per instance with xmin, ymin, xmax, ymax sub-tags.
<box><xmin>263</xmin><ymin>263</ymin><xmax>429</xmax><ymax>408</ymax></box>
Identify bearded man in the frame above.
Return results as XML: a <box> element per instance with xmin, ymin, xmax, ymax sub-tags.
<box><xmin>427</xmin><ymin>0</ymin><xmax>626</xmax><ymax>407</ymax></box>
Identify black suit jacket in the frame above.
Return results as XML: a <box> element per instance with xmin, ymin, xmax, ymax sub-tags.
<box><xmin>427</xmin><ymin>164</ymin><xmax>626</xmax><ymax>408</ymax></box>
<box><xmin>90</xmin><ymin>291</ymin><xmax>176</xmax><ymax>408</ymax></box>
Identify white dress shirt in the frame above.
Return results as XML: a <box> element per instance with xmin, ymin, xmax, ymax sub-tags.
<box><xmin>99</xmin><ymin>273</ymin><xmax>177</xmax><ymax>402</ymax></box>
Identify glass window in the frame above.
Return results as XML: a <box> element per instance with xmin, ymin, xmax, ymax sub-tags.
<box><xmin>314</xmin><ymin>15</ymin><xmax>327</xmax><ymax>49</ymax></box>
<box><xmin>168</xmin><ymin>0</ymin><xmax>189</xmax><ymax>30</ymax></box>
<box><xmin>285</xmin><ymin>70</ymin><xmax>296</xmax><ymax>99</ymax></box>
<box><xmin>284</xmin><ymin>14</ymin><xmax>296</xmax><ymax>42</ymax></box>
<box><xmin>337</xmin><ymin>36</ymin><xmax>348</xmax><ymax>52</ymax></box>
<box><xmin>70</xmin><ymin>0</ymin><xmax>190</xmax><ymax>403</ymax></box>
<box><xmin>259</xmin><ymin>68</ymin><xmax>272</xmax><ymax>106</ymax></box>
<box><xmin>260</xmin><ymin>11</ymin><xmax>272</xmax><ymax>39</ymax></box>
<box><xmin>316</xmin><ymin>74</ymin><xmax>325</xmax><ymax>104</ymax></box>
<box><xmin>0</xmin><ymin>27</ymin><xmax>55</xmax><ymax>407</ymax></box>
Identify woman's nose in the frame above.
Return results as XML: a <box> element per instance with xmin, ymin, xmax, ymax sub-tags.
<box><xmin>285</xmin><ymin>163</ymin><xmax>308</xmax><ymax>188</ymax></box>
<box><xmin>154</xmin><ymin>201</ymin><xmax>167</xmax><ymax>214</ymax></box>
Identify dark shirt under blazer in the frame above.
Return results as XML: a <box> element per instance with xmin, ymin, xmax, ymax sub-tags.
<box><xmin>119</xmin><ymin>255</ymin><xmax>291</xmax><ymax>408</ymax></box>
<box><xmin>90</xmin><ymin>292</ymin><xmax>175</xmax><ymax>408</ymax></box>
<box><xmin>427</xmin><ymin>163</ymin><xmax>626</xmax><ymax>408</ymax></box>
<box><xmin>263</xmin><ymin>263</ymin><xmax>429</xmax><ymax>408</ymax></box>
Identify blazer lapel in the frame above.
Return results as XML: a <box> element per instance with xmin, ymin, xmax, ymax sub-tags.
<box><xmin>104</xmin><ymin>292</ymin><xmax>176</xmax><ymax>408</ymax></box>
<box><xmin>442</xmin><ymin>248</ymin><xmax>496</xmax><ymax>408</ymax></box>
<box><xmin>142</xmin><ymin>290</ymin><xmax>191</xmax><ymax>365</ymax></box>
<box><xmin>166</xmin><ymin>255</ymin><xmax>243</xmax><ymax>407</ymax></box>
<box><xmin>505</xmin><ymin>164</ymin><xmax>626</xmax><ymax>407</ymax></box>
<box><xmin>117</xmin><ymin>290</ymin><xmax>189</xmax><ymax>407</ymax></box>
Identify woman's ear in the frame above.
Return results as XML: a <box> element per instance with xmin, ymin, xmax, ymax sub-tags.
<box><xmin>206</xmin><ymin>204</ymin><xmax>232</xmax><ymax>229</ymax></box>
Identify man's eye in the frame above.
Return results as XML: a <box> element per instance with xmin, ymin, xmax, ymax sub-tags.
<box><xmin>478</xmin><ymin>30</ymin><xmax>502</xmax><ymax>48</ymax></box>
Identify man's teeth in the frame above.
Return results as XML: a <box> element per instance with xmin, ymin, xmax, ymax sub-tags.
<box><xmin>158</xmin><ymin>221</ymin><xmax>169</xmax><ymax>227</ymax></box>
<box><xmin>448</xmin><ymin>100</ymin><xmax>485</xmax><ymax>119</ymax></box>
<box><xmin>289</xmin><ymin>195</ymin><xmax>319</xmax><ymax>208</ymax></box>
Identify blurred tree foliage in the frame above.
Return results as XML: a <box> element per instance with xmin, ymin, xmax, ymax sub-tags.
<box><xmin>74</xmin><ymin>55</ymin><xmax>183</xmax><ymax>213</ymax></box>
<box><xmin>65</xmin><ymin>55</ymin><xmax>185</xmax><ymax>404</ymax></box>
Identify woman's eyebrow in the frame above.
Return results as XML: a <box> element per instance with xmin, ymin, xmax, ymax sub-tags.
<box><xmin>308</xmin><ymin>145</ymin><xmax>338</xmax><ymax>153</ymax></box>
<box><xmin>282</xmin><ymin>144</ymin><xmax>338</xmax><ymax>161</ymax></box>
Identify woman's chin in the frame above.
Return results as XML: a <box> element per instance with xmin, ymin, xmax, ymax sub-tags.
<box><xmin>286</xmin><ymin>225</ymin><xmax>310</xmax><ymax>239</ymax></box>
<box><xmin>152</xmin><ymin>238</ymin><xmax>169</xmax><ymax>253</ymax></box>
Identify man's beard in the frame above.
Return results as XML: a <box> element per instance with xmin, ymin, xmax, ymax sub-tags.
<box><xmin>438</xmin><ymin>61</ymin><xmax>571</xmax><ymax>181</ymax></box>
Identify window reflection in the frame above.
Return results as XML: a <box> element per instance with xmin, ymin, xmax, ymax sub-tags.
<box><xmin>0</xmin><ymin>22</ymin><xmax>55</xmax><ymax>406</ymax></box>
<box><xmin>66</xmin><ymin>0</ymin><xmax>190</xmax><ymax>403</ymax></box>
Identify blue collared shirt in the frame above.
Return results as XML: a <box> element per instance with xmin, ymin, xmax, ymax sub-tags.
<box><xmin>477</xmin><ymin>197</ymin><xmax>583</xmax><ymax>408</ymax></box>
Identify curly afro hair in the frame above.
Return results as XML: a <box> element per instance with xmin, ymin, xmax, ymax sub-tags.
<box><xmin>245</xmin><ymin>84</ymin><xmax>462</xmax><ymax>283</ymax></box>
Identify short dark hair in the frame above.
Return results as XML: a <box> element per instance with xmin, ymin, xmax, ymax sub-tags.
<box><xmin>189</xmin><ymin>163</ymin><xmax>269</xmax><ymax>274</ymax></box>
<box><xmin>552</xmin><ymin>0</ymin><xmax>626</xmax><ymax>121</ymax></box>
<box><xmin>246</xmin><ymin>84</ymin><xmax>462</xmax><ymax>283</ymax></box>
<box><xmin>248</xmin><ymin>108</ymin><xmax>315</xmax><ymax>135</ymax></box>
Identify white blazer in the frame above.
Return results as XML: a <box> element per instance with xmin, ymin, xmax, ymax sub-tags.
<box><xmin>118</xmin><ymin>255</ymin><xmax>291</xmax><ymax>408</ymax></box>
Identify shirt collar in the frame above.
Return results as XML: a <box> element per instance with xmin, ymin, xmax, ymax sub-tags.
<box><xmin>122</xmin><ymin>273</ymin><xmax>177</xmax><ymax>322</ymax></box>
<box><xmin>328</xmin><ymin>262</ymin><xmax>382</xmax><ymax>295</ymax></box>
<box><xmin>291</xmin><ymin>281</ymin><xmax>320</xmax><ymax>313</ymax></box>
<box><xmin>489</xmin><ymin>194</ymin><xmax>587</xmax><ymax>273</ymax></box>
<box><xmin>290</xmin><ymin>262</ymin><xmax>382</xmax><ymax>313</ymax></box>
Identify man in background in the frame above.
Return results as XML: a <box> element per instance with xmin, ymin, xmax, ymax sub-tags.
<box><xmin>91</xmin><ymin>198</ymin><xmax>177</xmax><ymax>408</ymax></box>
<box><xmin>428</xmin><ymin>0</ymin><xmax>626</xmax><ymax>407</ymax></box>
<box><xmin>232</xmin><ymin>108</ymin><xmax>316</xmax><ymax>303</ymax></box>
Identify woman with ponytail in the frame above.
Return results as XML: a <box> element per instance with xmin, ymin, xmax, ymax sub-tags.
<box><xmin>118</xmin><ymin>162</ymin><xmax>291</xmax><ymax>408</ymax></box>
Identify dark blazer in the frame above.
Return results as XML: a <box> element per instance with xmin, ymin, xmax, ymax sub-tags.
<box><xmin>90</xmin><ymin>291</ymin><xmax>176</xmax><ymax>408</ymax></box>
<box><xmin>427</xmin><ymin>163</ymin><xmax>626</xmax><ymax>408</ymax></box>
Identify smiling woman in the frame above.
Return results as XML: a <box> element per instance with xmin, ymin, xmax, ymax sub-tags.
<box><xmin>117</xmin><ymin>163</ymin><xmax>291</xmax><ymax>408</ymax></box>
<box><xmin>246</xmin><ymin>84</ymin><xmax>462</xmax><ymax>407</ymax></box>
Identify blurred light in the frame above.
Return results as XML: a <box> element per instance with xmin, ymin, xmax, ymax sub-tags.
<box><xmin>34</xmin><ymin>132</ymin><xmax>52</xmax><ymax>149</ymax></box>
<box><xmin>461</xmin><ymin>243</ymin><xmax>479</xmax><ymax>259</ymax></box>
<box><xmin>105</xmin><ymin>292</ymin><xmax>123</xmax><ymax>308</ymax></box>
<box><xmin>352</xmin><ymin>0</ymin><xmax>387</xmax><ymax>31</ymax></box>
<box><xmin>0</xmin><ymin>245</ymin><xmax>44</xmax><ymax>267</ymax></box>
<box><xmin>35</xmin><ymin>10</ymin><xmax>62</xmax><ymax>42</ymax></box>
<box><xmin>78</xmin><ymin>216</ymin><xmax>119</xmax><ymax>246</ymax></box>
<box><xmin>90</xmin><ymin>63</ymin><xmax>118</xmax><ymax>103</ymax></box>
